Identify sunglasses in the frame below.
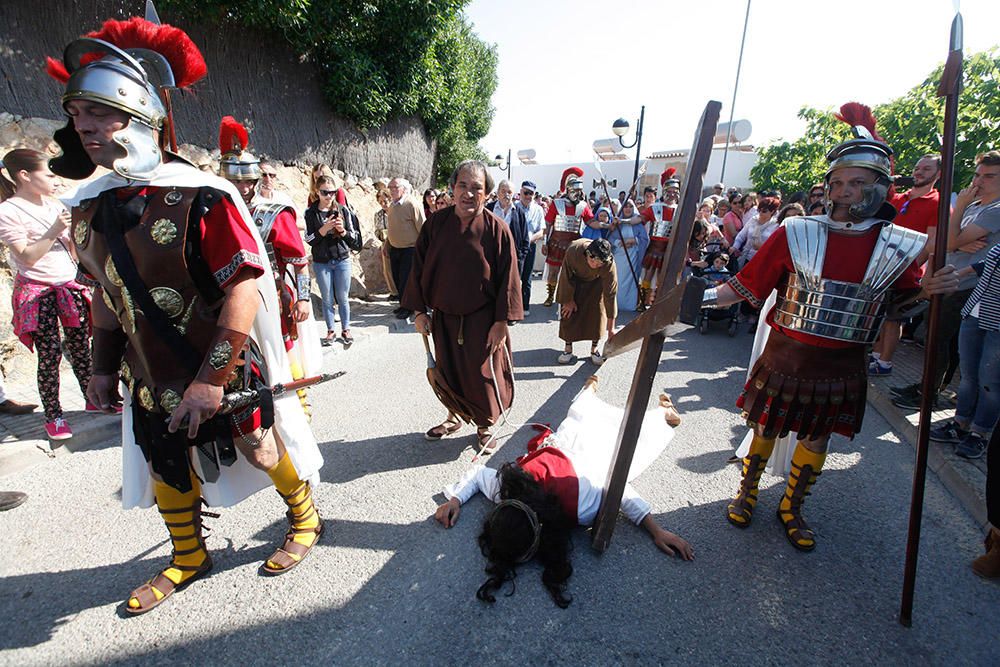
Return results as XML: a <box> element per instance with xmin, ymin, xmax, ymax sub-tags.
<box><xmin>261</xmin><ymin>172</ymin><xmax>277</xmax><ymax>178</ymax></box>
<box><xmin>319</xmin><ymin>189</ymin><xmax>336</xmax><ymax>196</ymax></box>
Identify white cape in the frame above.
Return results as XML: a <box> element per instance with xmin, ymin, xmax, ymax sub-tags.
<box><xmin>734</xmin><ymin>290</ymin><xmax>793</xmax><ymax>478</ymax></box>
<box><xmin>62</xmin><ymin>162</ymin><xmax>323</xmax><ymax>509</ymax></box>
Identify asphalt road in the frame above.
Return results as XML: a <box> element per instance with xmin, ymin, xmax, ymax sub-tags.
<box><xmin>0</xmin><ymin>284</ymin><xmax>997</xmax><ymax>666</ymax></box>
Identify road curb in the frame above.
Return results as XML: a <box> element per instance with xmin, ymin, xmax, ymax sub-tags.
<box><xmin>867</xmin><ymin>386</ymin><xmax>989</xmax><ymax>531</ymax></box>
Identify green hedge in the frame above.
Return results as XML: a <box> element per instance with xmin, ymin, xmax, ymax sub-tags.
<box><xmin>161</xmin><ymin>0</ymin><xmax>497</xmax><ymax>183</ymax></box>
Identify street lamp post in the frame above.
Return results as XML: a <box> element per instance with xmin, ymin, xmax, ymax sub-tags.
<box><xmin>494</xmin><ymin>149</ymin><xmax>511</xmax><ymax>179</ymax></box>
<box><xmin>612</xmin><ymin>105</ymin><xmax>645</xmax><ymax>188</ymax></box>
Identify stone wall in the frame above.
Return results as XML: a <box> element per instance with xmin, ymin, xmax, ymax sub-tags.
<box><xmin>0</xmin><ymin>0</ymin><xmax>436</xmax><ymax>188</ymax></box>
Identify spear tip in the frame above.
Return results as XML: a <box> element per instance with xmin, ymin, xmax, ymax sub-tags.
<box><xmin>949</xmin><ymin>12</ymin><xmax>963</xmax><ymax>51</ymax></box>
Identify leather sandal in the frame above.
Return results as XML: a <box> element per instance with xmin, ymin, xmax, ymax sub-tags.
<box><xmin>477</xmin><ymin>428</ymin><xmax>498</xmax><ymax>455</ymax></box>
<box><xmin>262</xmin><ymin>508</ymin><xmax>325</xmax><ymax>575</ymax></box>
<box><xmin>425</xmin><ymin>417</ymin><xmax>463</xmax><ymax>441</ymax></box>
<box><xmin>659</xmin><ymin>393</ymin><xmax>682</xmax><ymax>427</ymax></box>
<box><xmin>125</xmin><ymin>557</ymin><xmax>213</xmax><ymax>615</ymax></box>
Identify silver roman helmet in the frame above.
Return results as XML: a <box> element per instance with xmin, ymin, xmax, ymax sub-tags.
<box><xmin>51</xmin><ymin>40</ymin><xmax>172</xmax><ymax>181</ymax></box>
<box><xmin>823</xmin><ymin>126</ymin><xmax>895</xmax><ymax>221</ymax></box>
<box><xmin>46</xmin><ymin>13</ymin><xmax>207</xmax><ymax>181</ymax></box>
<box><xmin>218</xmin><ymin>116</ymin><xmax>261</xmax><ymax>182</ymax></box>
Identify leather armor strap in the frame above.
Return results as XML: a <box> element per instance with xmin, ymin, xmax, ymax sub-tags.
<box><xmin>196</xmin><ymin>328</ymin><xmax>249</xmax><ymax>387</ymax></box>
<box><xmin>92</xmin><ymin>326</ymin><xmax>128</xmax><ymax>375</ymax></box>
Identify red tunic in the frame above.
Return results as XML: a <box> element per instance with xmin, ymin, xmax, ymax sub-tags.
<box><xmin>728</xmin><ymin>224</ymin><xmax>921</xmax><ymax>349</ymax></box>
<box><xmin>99</xmin><ymin>187</ymin><xmax>265</xmax><ymax>289</ymax></box>
<box><xmin>517</xmin><ymin>447</ymin><xmax>580</xmax><ymax>522</ymax></box>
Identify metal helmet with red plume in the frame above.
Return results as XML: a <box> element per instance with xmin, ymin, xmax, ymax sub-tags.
<box><xmin>660</xmin><ymin>167</ymin><xmax>680</xmax><ymax>192</ymax></box>
<box><xmin>560</xmin><ymin>167</ymin><xmax>585</xmax><ymax>203</ymax></box>
<box><xmin>218</xmin><ymin>116</ymin><xmax>261</xmax><ymax>182</ymax></box>
<box><xmin>46</xmin><ymin>8</ymin><xmax>207</xmax><ymax>181</ymax></box>
<box><xmin>824</xmin><ymin>101</ymin><xmax>895</xmax><ymax>220</ymax></box>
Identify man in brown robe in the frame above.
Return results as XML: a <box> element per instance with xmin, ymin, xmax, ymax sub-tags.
<box><xmin>403</xmin><ymin>160</ymin><xmax>523</xmax><ymax>452</ymax></box>
<box><xmin>556</xmin><ymin>238</ymin><xmax>617</xmax><ymax>365</ymax></box>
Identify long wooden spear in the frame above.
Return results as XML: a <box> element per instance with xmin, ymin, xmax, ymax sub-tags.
<box><xmin>899</xmin><ymin>8</ymin><xmax>963</xmax><ymax>628</ymax></box>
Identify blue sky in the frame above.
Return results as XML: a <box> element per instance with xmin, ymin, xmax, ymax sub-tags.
<box><xmin>465</xmin><ymin>0</ymin><xmax>999</xmax><ymax>163</ymax></box>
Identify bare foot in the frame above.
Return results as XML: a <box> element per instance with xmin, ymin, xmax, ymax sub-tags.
<box><xmin>659</xmin><ymin>393</ymin><xmax>681</xmax><ymax>427</ymax></box>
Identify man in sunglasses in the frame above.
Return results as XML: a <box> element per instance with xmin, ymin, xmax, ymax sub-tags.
<box><xmin>252</xmin><ymin>160</ymin><xmax>295</xmax><ymax>208</ymax></box>
<box><xmin>518</xmin><ymin>181</ymin><xmax>546</xmax><ymax>315</ymax></box>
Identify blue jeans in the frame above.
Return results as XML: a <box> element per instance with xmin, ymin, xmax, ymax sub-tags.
<box><xmin>956</xmin><ymin>317</ymin><xmax>1000</xmax><ymax>435</ymax></box>
<box><xmin>314</xmin><ymin>258</ymin><xmax>352</xmax><ymax>332</ymax></box>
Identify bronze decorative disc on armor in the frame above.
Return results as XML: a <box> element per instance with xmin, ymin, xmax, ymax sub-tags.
<box><xmin>138</xmin><ymin>386</ymin><xmax>155</xmax><ymax>412</ymax></box>
<box><xmin>101</xmin><ymin>288</ymin><xmax>116</xmax><ymax>315</ymax></box>
<box><xmin>105</xmin><ymin>255</ymin><xmax>123</xmax><ymax>286</ymax></box>
<box><xmin>150</xmin><ymin>287</ymin><xmax>185</xmax><ymax>318</ymax></box>
<box><xmin>73</xmin><ymin>219</ymin><xmax>90</xmax><ymax>247</ymax></box>
<box><xmin>159</xmin><ymin>389</ymin><xmax>182</xmax><ymax>414</ymax></box>
<box><xmin>150</xmin><ymin>218</ymin><xmax>178</xmax><ymax>245</ymax></box>
<box><xmin>120</xmin><ymin>361</ymin><xmax>133</xmax><ymax>385</ymax></box>
<box><xmin>208</xmin><ymin>340</ymin><xmax>233</xmax><ymax>370</ymax></box>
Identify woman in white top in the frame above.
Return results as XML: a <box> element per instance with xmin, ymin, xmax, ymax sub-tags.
<box><xmin>0</xmin><ymin>149</ymin><xmax>94</xmax><ymax>440</ymax></box>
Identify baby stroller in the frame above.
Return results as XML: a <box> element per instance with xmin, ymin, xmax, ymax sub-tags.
<box><xmin>692</xmin><ymin>256</ymin><xmax>739</xmax><ymax>336</ymax></box>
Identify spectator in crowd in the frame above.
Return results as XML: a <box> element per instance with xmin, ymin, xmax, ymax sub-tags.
<box><xmin>387</xmin><ymin>177</ymin><xmax>426</xmax><ymax>320</ymax></box>
<box><xmin>587</xmin><ymin>191</ymin><xmax>599</xmax><ymax>211</ymax></box>
<box><xmin>435</xmin><ymin>191</ymin><xmax>453</xmax><ymax>211</ymax></box>
<box><xmin>308</xmin><ymin>163</ymin><xmax>335</xmax><ymax>206</ymax></box>
<box><xmin>893</xmin><ymin>150</ymin><xmax>1000</xmax><ymax>410</ymax></box>
<box><xmin>741</xmin><ymin>192</ymin><xmax>759</xmax><ymax>226</ymax></box>
<box><xmin>618</xmin><ymin>190</ymin><xmax>627</xmax><ymax>204</ymax></box>
<box><xmin>305</xmin><ymin>176</ymin><xmax>362</xmax><ymax>347</ymax></box>
<box><xmin>518</xmin><ymin>181</ymin><xmax>546</xmax><ymax>316</ymax></box>
<box><xmin>722</xmin><ymin>194</ymin><xmax>745</xmax><ymax>246</ymax></box>
<box><xmin>556</xmin><ymin>238</ymin><xmax>617</xmax><ymax>365</ymax></box>
<box><xmin>488</xmin><ymin>180</ymin><xmax>530</xmax><ymax>301</ymax></box>
<box><xmin>715</xmin><ymin>197</ymin><xmax>732</xmax><ymax>223</ymax></box>
<box><xmin>807</xmin><ymin>183</ymin><xmax>825</xmax><ymax>210</ymax></box>
<box><xmin>785</xmin><ymin>191</ymin><xmax>808</xmax><ymax>209</ymax></box>
<box><xmin>373</xmin><ymin>186</ymin><xmax>398</xmax><ymax>299</ymax></box>
<box><xmin>253</xmin><ymin>159</ymin><xmax>295</xmax><ymax>208</ymax></box>
<box><xmin>731</xmin><ymin>196</ymin><xmax>781</xmax><ymax>333</ymax></box>
<box><xmin>929</xmin><ymin>242</ymin><xmax>999</xmax><ymax>459</ymax></box>
<box><xmin>639</xmin><ymin>186</ymin><xmax>657</xmax><ymax>214</ymax></box>
<box><xmin>870</xmin><ymin>154</ymin><xmax>943</xmax><ymax>376</ymax></box>
<box><xmin>0</xmin><ymin>149</ymin><xmax>95</xmax><ymax>440</ymax></box>
<box><xmin>406</xmin><ymin>160</ymin><xmax>522</xmax><ymax>452</ymax></box>
<box><xmin>807</xmin><ymin>200</ymin><xmax>826</xmax><ymax>216</ymax></box>
<box><xmin>582</xmin><ymin>207</ymin><xmax>611</xmax><ymax>241</ymax></box>
<box><xmin>609</xmin><ymin>198</ymin><xmax>648</xmax><ymax>312</ymax></box>
<box><xmin>422</xmin><ymin>188</ymin><xmax>438</xmax><ymax>219</ymax></box>
<box><xmin>777</xmin><ymin>202</ymin><xmax>805</xmax><ymax>223</ymax></box>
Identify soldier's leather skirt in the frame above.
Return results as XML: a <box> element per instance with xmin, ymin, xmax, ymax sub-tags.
<box><xmin>737</xmin><ymin>327</ymin><xmax>867</xmax><ymax>440</ymax></box>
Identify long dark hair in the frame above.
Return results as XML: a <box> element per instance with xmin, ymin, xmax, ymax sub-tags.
<box><xmin>476</xmin><ymin>462</ymin><xmax>575</xmax><ymax>608</ymax></box>
<box><xmin>0</xmin><ymin>149</ymin><xmax>49</xmax><ymax>202</ymax></box>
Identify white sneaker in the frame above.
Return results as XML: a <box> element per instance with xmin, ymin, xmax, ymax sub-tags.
<box><xmin>590</xmin><ymin>352</ymin><xmax>606</xmax><ymax>366</ymax></box>
<box><xmin>557</xmin><ymin>352</ymin><xmax>575</xmax><ymax>365</ymax></box>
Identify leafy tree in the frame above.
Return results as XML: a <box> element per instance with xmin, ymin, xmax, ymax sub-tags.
<box><xmin>160</xmin><ymin>0</ymin><xmax>496</xmax><ymax>183</ymax></box>
<box><xmin>751</xmin><ymin>47</ymin><xmax>1000</xmax><ymax>195</ymax></box>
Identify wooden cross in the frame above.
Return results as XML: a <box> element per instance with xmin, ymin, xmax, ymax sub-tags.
<box><xmin>591</xmin><ymin>100</ymin><xmax>721</xmax><ymax>551</ymax></box>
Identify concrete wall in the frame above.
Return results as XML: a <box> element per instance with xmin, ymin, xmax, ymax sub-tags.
<box><xmin>0</xmin><ymin>0</ymin><xmax>436</xmax><ymax>188</ymax></box>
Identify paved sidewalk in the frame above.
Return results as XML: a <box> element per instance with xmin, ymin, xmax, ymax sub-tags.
<box><xmin>865</xmin><ymin>339</ymin><xmax>990</xmax><ymax>529</ymax></box>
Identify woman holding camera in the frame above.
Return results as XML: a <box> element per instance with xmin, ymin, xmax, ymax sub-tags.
<box><xmin>305</xmin><ymin>176</ymin><xmax>362</xmax><ymax>347</ymax></box>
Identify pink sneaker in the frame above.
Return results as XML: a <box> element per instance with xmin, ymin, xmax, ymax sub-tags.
<box><xmin>44</xmin><ymin>418</ymin><xmax>73</xmax><ymax>441</ymax></box>
<box><xmin>85</xmin><ymin>401</ymin><xmax>123</xmax><ymax>414</ymax></box>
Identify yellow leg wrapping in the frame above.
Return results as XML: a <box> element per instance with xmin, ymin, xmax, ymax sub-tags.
<box><xmin>266</xmin><ymin>452</ymin><xmax>321</xmax><ymax>569</ymax></box>
<box><xmin>778</xmin><ymin>442</ymin><xmax>826</xmax><ymax>551</ymax></box>
<box><xmin>726</xmin><ymin>433</ymin><xmax>777</xmax><ymax>527</ymax></box>
<box><xmin>543</xmin><ymin>282</ymin><xmax>556</xmax><ymax>307</ymax></box>
<box><xmin>127</xmin><ymin>474</ymin><xmax>208</xmax><ymax>610</ymax></box>
<box><xmin>289</xmin><ymin>359</ymin><xmax>311</xmax><ymax>420</ymax></box>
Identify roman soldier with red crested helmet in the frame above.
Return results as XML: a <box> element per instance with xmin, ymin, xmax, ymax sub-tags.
<box><xmin>701</xmin><ymin>102</ymin><xmax>961</xmax><ymax>552</ymax></box>
<box><xmin>45</xmin><ymin>10</ymin><xmax>324</xmax><ymax>614</ymax></box>
<box><xmin>218</xmin><ymin>117</ymin><xmax>321</xmax><ymax>415</ymax></box>
<box><xmin>637</xmin><ymin>168</ymin><xmax>680</xmax><ymax>306</ymax></box>
<box><xmin>542</xmin><ymin>167</ymin><xmax>594</xmax><ymax>307</ymax></box>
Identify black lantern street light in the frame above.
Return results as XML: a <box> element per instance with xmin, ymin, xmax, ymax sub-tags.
<box><xmin>494</xmin><ymin>149</ymin><xmax>511</xmax><ymax>179</ymax></box>
<box><xmin>612</xmin><ymin>105</ymin><xmax>645</xmax><ymax>186</ymax></box>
